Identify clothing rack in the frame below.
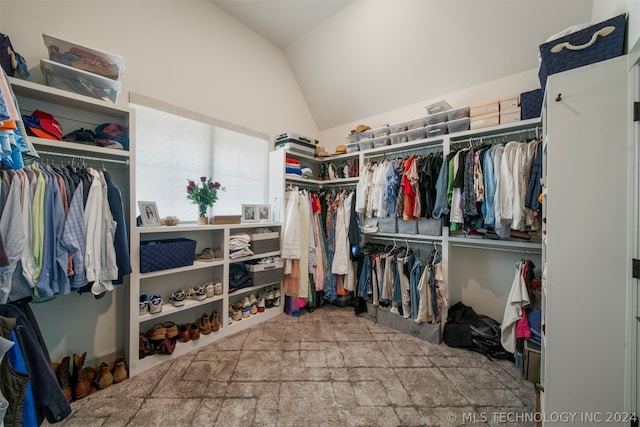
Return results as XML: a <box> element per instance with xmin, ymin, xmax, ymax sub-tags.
<box><xmin>366</xmin><ymin>234</ymin><xmax>443</xmax><ymax>246</ymax></box>
<box><xmin>449</xmin><ymin>242</ymin><xmax>541</xmax><ymax>255</ymax></box>
<box><xmin>365</xmin><ymin>143</ymin><xmax>443</xmax><ymax>162</ymax></box>
<box><xmin>450</xmin><ymin>125</ymin><xmax>542</xmax><ymax>150</ymax></box>
<box><xmin>37</xmin><ymin>150</ymin><xmax>130</xmax><ymax>166</ymax></box>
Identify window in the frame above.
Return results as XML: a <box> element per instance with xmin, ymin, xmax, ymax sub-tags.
<box><xmin>132</xmin><ymin>101</ymin><xmax>269</xmax><ymax>222</ymax></box>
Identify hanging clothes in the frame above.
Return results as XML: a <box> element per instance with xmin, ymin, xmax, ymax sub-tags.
<box><xmin>501</xmin><ymin>261</ymin><xmax>530</xmax><ymax>353</ymax></box>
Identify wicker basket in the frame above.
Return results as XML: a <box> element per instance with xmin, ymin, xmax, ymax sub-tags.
<box><xmin>538</xmin><ymin>13</ymin><xmax>626</xmax><ymax>92</ymax></box>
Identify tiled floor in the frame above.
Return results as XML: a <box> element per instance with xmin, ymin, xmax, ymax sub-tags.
<box><xmin>45</xmin><ymin>305</ymin><xmax>537</xmax><ymax>426</ymax></box>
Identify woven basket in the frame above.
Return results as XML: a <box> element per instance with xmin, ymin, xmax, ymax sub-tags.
<box><xmin>538</xmin><ymin>13</ymin><xmax>626</xmax><ymax>92</ymax></box>
<box><xmin>140</xmin><ymin>238</ymin><xmax>196</xmax><ymax>273</ymax></box>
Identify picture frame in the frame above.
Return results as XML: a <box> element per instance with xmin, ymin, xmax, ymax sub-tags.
<box><xmin>257</xmin><ymin>204</ymin><xmax>271</xmax><ymax>222</ymax></box>
<box><xmin>242</xmin><ymin>204</ymin><xmax>258</xmax><ymax>223</ymax></box>
<box><xmin>138</xmin><ymin>201</ymin><xmax>161</xmax><ymax>227</ymax></box>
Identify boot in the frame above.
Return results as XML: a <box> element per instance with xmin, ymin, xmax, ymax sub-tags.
<box><xmin>72</xmin><ymin>352</ymin><xmax>95</xmax><ymax>400</ymax></box>
<box><xmin>95</xmin><ymin>362</ymin><xmax>113</xmax><ymax>389</ymax></box>
<box><xmin>111</xmin><ymin>357</ymin><xmax>128</xmax><ymax>383</ymax></box>
<box><xmin>55</xmin><ymin>356</ymin><xmax>72</xmax><ymax>402</ymax></box>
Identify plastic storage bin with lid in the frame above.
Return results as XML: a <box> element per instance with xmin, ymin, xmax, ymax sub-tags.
<box><xmin>40</xmin><ymin>59</ymin><xmax>122</xmax><ymax>104</ymax></box>
<box><xmin>43</xmin><ymin>33</ymin><xmax>125</xmax><ymax>80</ymax></box>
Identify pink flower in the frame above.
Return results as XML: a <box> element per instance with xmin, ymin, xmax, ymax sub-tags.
<box><xmin>200</xmin><ymin>176</ymin><xmax>207</xmax><ymax>182</ymax></box>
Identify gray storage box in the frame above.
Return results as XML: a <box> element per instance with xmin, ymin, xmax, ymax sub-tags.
<box><xmin>377</xmin><ymin>216</ymin><xmax>397</xmax><ymax>233</ymax></box>
<box><xmin>246</xmin><ymin>259</ymin><xmax>284</xmax><ymax>286</ymax></box>
<box><xmin>417</xmin><ymin>218</ymin><xmax>443</xmax><ymax>236</ymax></box>
<box><xmin>249</xmin><ymin>231</ymin><xmax>280</xmax><ymax>254</ymax></box>
<box><xmin>397</xmin><ymin>219</ymin><xmax>417</xmax><ymax>234</ymax></box>
<box><xmin>359</xmin><ymin>303</ymin><xmax>440</xmax><ymax>344</ymax></box>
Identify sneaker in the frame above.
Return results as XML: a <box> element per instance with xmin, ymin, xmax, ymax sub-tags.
<box><xmin>250</xmin><ymin>303</ymin><xmax>258</xmax><ymax>315</ymax></box>
<box><xmin>273</xmin><ymin>297</ymin><xmax>281</xmax><ymax>307</ymax></box>
<box><xmin>248</xmin><ymin>294</ymin><xmax>257</xmax><ymax>305</ymax></box>
<box><xmin>205</xmin><ymin>282</ymin><xmax>215</xmax><ymax>298</ymax></box>
<box><xmin>257</xmin><ymin>298</ymin><xmax>266</xmax><ymax>313</ymax></box>
<box><xmin>231</xmin><ymin>308</ymin><xmax>242</xmax><ymax>321</ymax></box>
<box><xmin>169</xmin><ymin>289</ymin><xmax>186</xmax><ymax>307</ymax></box>
<box><xmin>213</xmin><ymin>282</ymin><xmax>223</xmax><ymax>295</ymax></box>
<box><xmin>272</xmin><ymin>287</ymin><xmax>281</xmax><ymax>299</ymax></box>
<box><xmin>149</xmin><ymin>294</ymin><xmax>163</xmax><ymax>314</ymax></box>
<box><xmin>189</xmin><ymin>285</ymin><xmax>206</xmax><ymax>301</ymax></box>
<box><xmin>242</xmin><ymin>296</ymin><xmax>251</xmax><ymax>308</ymax></box>
<box><xmin>139</xmin><ymin>294</ymin><xmax>149</xmax><ymax>316</ymax></box>
<box><xmin>242</xmin><ymin>306</ymin><xmax>251</xmax><ymax>318</ymax></box>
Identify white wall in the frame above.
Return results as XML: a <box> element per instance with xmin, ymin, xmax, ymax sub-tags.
<box><xmin>0</xmin><ymin>0</ymin><xmax>319</xmax><ymax>145</ymax></box>
<box><xmin>592</xmin><ymin>0</ymin><xmax>640</xmax><ymax>53</ymax></box>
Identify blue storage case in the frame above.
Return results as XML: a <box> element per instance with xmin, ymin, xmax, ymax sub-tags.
<box><xmin>140</xmin><ymin>238</ymin><xmax>197</xmax><ymax>273</ymax></box>
<box><xmin>538</xmin><ymin>13</ymin><xmax>626</xmax><ymax>92</ymax></box>
<box><xmin>520</xmin><ymin>88</ymin><xmax>543</xmax><ymax>120</ymax></box>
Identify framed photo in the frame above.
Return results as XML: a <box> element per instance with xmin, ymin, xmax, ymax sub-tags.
<box><xmin>242</xmin><ymin>204</ymin><xmax>258</xmax><ymax>223</ymax></box>
<box><xmin>138</xmin><ymin>201</ymin><xmax>160</xmax><ymax>227</ymax></box>
<box><xmin>257</xmin><ymin>204</ymin><xmax>271</xmax><ymax>222</ymax></box>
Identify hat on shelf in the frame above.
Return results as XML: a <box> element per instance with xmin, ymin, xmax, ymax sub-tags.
<box><xmin>334</xmin><ymin>145</ymin><xmax>347</xmax><ymax>154</ymax></box>
<box><xmin>22</xmin><ymin>109</ymin><xmax>63</xmax><ymax>140</ymax></box>
<box><xmin>316</xmin><ymin>146</ymin><xmax>330</xmax><ymax>157</ymax></box>
<box><xmin>350</xmin><ymin>124</ymin><xmax>371</xmax><ymax>134</ymax></box>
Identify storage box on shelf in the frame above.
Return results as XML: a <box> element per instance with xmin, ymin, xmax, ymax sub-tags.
<box><xmin>139</xmin><ymin>238</ymin><xmax>196</xmax><ymax>273</ymax></box>
<box><xmin>41</xmin><ymin>59</ymin><xmax>122</xmax><ymax>104</ymax></box>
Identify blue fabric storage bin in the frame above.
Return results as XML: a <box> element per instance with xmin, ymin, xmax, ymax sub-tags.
<box><xmin>140</xmin><ymin>238</ymin><xmax>197</xmax><ymax>273</ymax></box>
<box><xmin>538</xmin><ymin>13</ymin><xmax>626</xmax><ymax>92</ymax></box>
<box><xmin>520</xmin><ymin>88</ymin><xmax>543</xmax><ymax>120</ymax></box>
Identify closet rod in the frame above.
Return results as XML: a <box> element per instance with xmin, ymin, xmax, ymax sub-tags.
<box><xmin>37</xmin><ymin>150</ymin><xmax>130</xmax><ymax>166</ymax></box>
<box><xmin>450</xmin><ymin>126</ymin><xmax>542</xmax><ymax>149</ymax></box>
<box><xmin>365</xmin><ymin>144</ymin><xmax>443</xmax><ymax>161</ymax></box>
<box><xmin>449</xmin><ymin>242</ymin><xmax>541</xmax><ymax>255</ymax></box>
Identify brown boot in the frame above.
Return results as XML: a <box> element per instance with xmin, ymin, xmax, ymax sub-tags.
<box><xmin>56</xmin><ymin>356</ymin><xmax>72</xmax><ymax>402</ymax></box>
<box><xmin>95</xmin><ymin>362</ymin><xmax>113</xmax><ymax>389</ymax></box>
<box><xmin>111</xmin><ymin>357</ymin><xmax>128</xmax><ymax>383</ymax></box>
<box><xmin>72</xmin><ymin>352</ymin><xmax>95</xmax><ymax>400</ymax></box>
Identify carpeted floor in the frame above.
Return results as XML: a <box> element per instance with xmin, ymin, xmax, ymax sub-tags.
<box><xmin>44</xmin><ymin>305</ymin><xmax>537</xmax><ymax>426</ymax></box>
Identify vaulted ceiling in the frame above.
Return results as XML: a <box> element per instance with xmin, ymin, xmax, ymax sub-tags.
<box><xmin>211</xmin><ymin>0</ymin><xmax>594</xmax><ymax>130</ymax></box>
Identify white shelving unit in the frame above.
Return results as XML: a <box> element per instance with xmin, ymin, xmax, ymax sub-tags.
<box><xmin>8</xmin><ymin>77</ymin><xmax>133</xmax><ymax>365</ymax></box>
<box><xmin>269</xmin><ymin>118</ymin><xmax>544</xmax><ymax>339</ymax></box>
<box><xmin>127</xmin><ymin>222</ymin><xmax>283</xmax><ymax>376</ymax></box>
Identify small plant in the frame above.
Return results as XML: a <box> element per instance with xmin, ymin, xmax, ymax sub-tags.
<box><xmin>186</xmin><ymin>177</ymin><xmax>223</xmax><ymax>218</ymax></box>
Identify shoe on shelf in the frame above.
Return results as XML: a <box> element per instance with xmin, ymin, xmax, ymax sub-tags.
<box><xmin>213</xmin><ymin>281</ymin><xmax>223</xmax><ymax>295</ymax></box>
<box><xmin>242</xmin><ymin>296</ymin><xmax>251</xmax><ymax>308</ymax></box>
<box><xmin>169</xmin><ymin>289</ymin><xmax>186</xmax><ymax>307</ymax></box>
<box><xmin>197</xmin><ymin>313</ymin><xmax>212</xmax><ymax>334</ymax></box>
<box><xmin>111</xmin><ymin>357</ymin><xmax>128</xmax><ymax>383</ymax></box>
<box><xmin>149</xmin><ymin>294</ymin><xmax>163</xmax><ymax>314</ymax></box>
<box><xmin>146</xmin><ymin>323</ymin><xmax>167</xmax><ymax>340</ymax></box>
<box><xmin>189</xmin><ymin>285</ymin><xmax>206</xmax><ymax>301</ymax></box>
<box><xmin>195</xmin><ymin>247</ymin><xmax>222</xmax><ymax>262</ymax></box>
<box><xmin>189</xmin><ymin>323</ymin><xmax>200</xmax><ymax>340</ymax></box>
<box><xmin>231</xmin><ymin>307</ymin><xmax>242</xmax><ymax>321</ymax></box>
<box><xmin>177</xmin><ymin>324</ymin><xmax>190</xmax><ymax>343</ymax></box>
<box><xmin>210</xmin><ymin>310</ymin><xmax>220</xmax><ymax>331</ymax></box>
<box><xmin>248</xmin><ymin>293</ymin><xmax>257</xmax><ymax>305</ymax></box>
<box><xmin>273</xmin><ymin>297</ymin><xmax>281</xmax><ymax>307</ymax></box>
<box><xmin>250</xmin><ymin>302</ymin><xmax>258</xmax><ymax>315</ymax></box>
<box><xmin>272</xmin><ymin>287</ymin><xmax>281</xmax><ymax>299</ymax></box>
<box><xmin>139</xmin><ymin>294</ymin><xmax>149</xmax><ymax>315</ymax></box>
<box><xmin>205</xmin><ymin>282</ymin><xmax>215</xmax><ymax>298</ymax></box>
<box><xmin>257</xmin><ymin>298</ymin><xmax>266</xmax><ymax>313</ymax></box>
<box><xmin>163</xmin><ymin>321</ymin><xmax>179</xmax><ymax>339</ymax></box>
<box><xmin>242</xmin><ymin>306</ymin><xmax>251</xmax><ymax>318</ymax></box>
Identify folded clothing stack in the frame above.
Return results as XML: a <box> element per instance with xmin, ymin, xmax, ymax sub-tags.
<box><xmin>301</xmin><ymin>163</ymin><xmax>313</xmax><ymax>179</ymax></box>
<box><xmin>229</xmin><ymin>263</ymin><xmax>252</xmax><ymax>293</ymax></box>
<box><xmin>285</xmin><ymin>157</ymin><xmax>302</xmax><ymax>176</ymax></box>
<box><xmin>229</xmin><ymin>233</ymin><xmax>254</xmax><ymax>259</ymax></box>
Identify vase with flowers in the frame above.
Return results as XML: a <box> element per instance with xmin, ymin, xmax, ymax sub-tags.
<box><xmin>186</xmin><ymin>177</ymin><xmax>223</xmax><ymax>224</ymax></box>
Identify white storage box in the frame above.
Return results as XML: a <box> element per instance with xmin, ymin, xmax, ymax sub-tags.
<box><xmin>447</xmin><ymin>117</ymin><xmax>470</xmax><ymax>133</ymax></box>
<box><xmin>407</xmin><ymin>127</ymin><xmax>427</xmax><ymax>141</ymax></box>
<box><xmin>426</xmin><ymin>123</ymin><xmax>448</xmax><ymax>138</ymax></box>
<box><xmin>425</xmin><ymin>100</ymin><xmax>452</xmax><ymax>115</ymax></box>
<box><xmin>372</xmin><ymin>136</ymin><xmax>391</xmax><ymax>148</ymax></box>
<box><xmin>426</xmin><ymin>111</ymin><xmax>448</xmax><ymax>126</ymax></box>
<box><xmin>43</xmin><ymin>33</ymin><xmax>124</xmax><ymax>80</ymax></box>
<box><xmin>40</xmin><ymin>59</ymin><xmax>122</xmax><ymax>104</ymax></box>
<box><xmin>359</xmin><ymin>139</ymin><xmax>374</xmax><ymax>150</ymax></box>
<box><xmin>447</xmin><ymin>106</ymin><xmax>470</xmax><ymax>121</ymax></box>
<box><xmin>389</xmin><ymin>122</ymin><xmax>407</xmax><ymax>133</ymax></box>
<box><xmin>249</xmin><ymin>232</ymin><xmax>280</xmax><ymax>254</ymax></box>
<box><xmin>371</xmin><ymin>126</ymin><xmax>391</xmax><ymax>137</ymax></box>
<box><xmin>390</xmin><ymin>132</ymin><xmax>408</xmax><ymax>145</ymax></box>
<box><xmin>405</xmin><ymin>117</ymin><xmax>427</xmax><ymax>130</ymax></box>
<box><xmin>346</xmin><ymin>142</ymin><xmax>360</xmax><ymax>153</ymax></box>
